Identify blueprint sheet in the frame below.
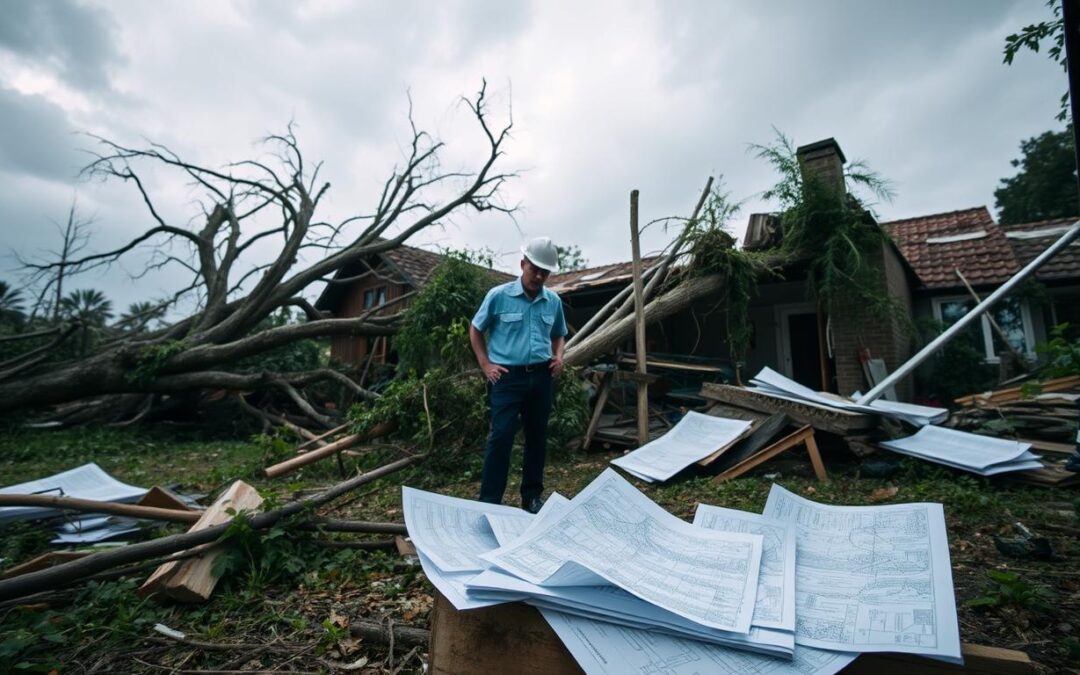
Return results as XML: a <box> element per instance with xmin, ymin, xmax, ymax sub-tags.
<box><xmin>542</xmin><ymin>609</ymin><xmax>855</xmax><ymax>675</ymax></box>
<box><xmin>694</xmin><ymin>504</ymin><xmax>795</xmax><ymax>631</ymax></box>
<box><xmin>482</xmin><ymin>469</ymin><xmax>763</xmax><ymax>633</ymax></box>
<box><xmin>466</xmin><ymin>568</ymin><xmax>794</xmax><ymax>656</ymax></box>
<box><xmin>401</xmin><ymin>486</ymin><xmax>527</xmax><ymax>572</ymax></box>
<box><xmin>610</xmin><ymin>412</ymin><xmax>751</xmax><ymax>482</ymax></box>
<box><xmin>878</xmin><ymin>425</ymin><xmax>1041</xmax><ymax>476</ymax></box>
<box><xmin>763</xmin><ymin>484</ymin><xmax>962</xmax><ymax>663</ymax></box>
<box><xmin>0</xmin><ymin>463</ymin><xmax>146</xmax><ymax>524</ymax></box>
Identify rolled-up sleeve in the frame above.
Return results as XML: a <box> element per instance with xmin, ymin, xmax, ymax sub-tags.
<box><xmin>472</xmin><ymin>288</ymin><xmax>496</xmax><ymax>331</ymax></box>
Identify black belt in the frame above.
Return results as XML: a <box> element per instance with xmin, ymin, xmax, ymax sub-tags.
<box><xmin>502</xmin><ymin>361</ymin><xmax>551</xmax><ymax>374</ymax></box>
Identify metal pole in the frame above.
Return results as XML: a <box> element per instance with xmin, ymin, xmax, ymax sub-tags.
<box><xmin>855</xmin><ymin>220</ymin><xmax>1080</xmax><ymax>404</ymax></box>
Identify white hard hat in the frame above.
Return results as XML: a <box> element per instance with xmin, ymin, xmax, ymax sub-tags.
<box><xmin>521</xmin><ymin>236</ymin><xmax>560</xmax><ymax>273</ymax></box>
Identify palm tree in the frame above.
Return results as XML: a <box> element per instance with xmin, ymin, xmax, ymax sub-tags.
<box><xmin>117</xmin><ymin>301</ymin><xmax>166</xmax><ymax>332</ymax></box>
<box><xmin>0</xmin><ymin>281</ymin><xmax>26</xmax><ymax>327</ymax></box>
<box><xmin>60</xmin><ymin>289</ymin><xmax>113</xmax><ymax>355</ymax></box>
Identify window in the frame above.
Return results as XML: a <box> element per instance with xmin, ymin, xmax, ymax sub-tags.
<box><xmin>931</xmin><ymin>295</ymin><xmax>1034</xmax><ymax>362</ymax></box>
<box><xmin>363</xmin><ymin>286</ymin><xmax>387</xmax><ymax>309</ymax></box>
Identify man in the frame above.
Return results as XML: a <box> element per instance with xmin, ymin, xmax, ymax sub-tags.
<box><xmin>469</xmin><ymin>236</ymin><xmax>567</xmax><ymax>513</ymax></box>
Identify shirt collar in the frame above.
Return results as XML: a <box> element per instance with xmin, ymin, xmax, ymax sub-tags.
<box><xmin>510</xmin><ymin>278</ymin><xmax>547</xmax><ymax>301</ymax></box>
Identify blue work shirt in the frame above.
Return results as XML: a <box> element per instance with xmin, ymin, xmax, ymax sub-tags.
<box><xmin>471</xmin><ymin>278</ymin><xmax>568</xmax><ymax>366</ymax></box>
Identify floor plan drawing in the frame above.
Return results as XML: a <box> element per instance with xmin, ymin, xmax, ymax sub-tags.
<box><xmin>693</xmin><ymin>504</ymin><xmax>796</xmax><ymax>631</ymax></box>
<box><xmin>483</xmin><ymin>469</ymin><xmax>763</xmax><ymax>633</ymax></box>
<box><xmin>762</xmin><ymin>484</ymin><xmax>961</xmax><ymax>663</ymax></box>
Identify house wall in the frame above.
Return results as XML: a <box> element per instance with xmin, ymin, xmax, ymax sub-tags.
<box><xmin>328</xmin><ymin>277</ymin><xmax>411</xmax><ymax>365</ymax></box>
<box><xmin>828</xmin><ymin>241</ymin><xmax>914</xmax><ymax>399</ymax></box>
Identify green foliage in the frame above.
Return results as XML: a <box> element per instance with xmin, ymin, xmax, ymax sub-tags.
<box><xmin>548</xmin><ymin>367</ymin><xmax>589</xmax><ymax>453</ymax></box>
<box><xmin>679</xmin><ymin>181</ymin><xmax>773</xmax><ymax>362</ymax></box>
<box><xmin>994</xmin><ymin>127</ymin><xmax>1079</xmax><ymax>224</ymax></box>
<box><xmin>60</xmin><ymin>288</ymin><xmax>114</xmax><ymax>356</ymax></box>
<box><xmin>556</xmin><ymin>244</ymin><xmax>588</xmax><ymax>272</ymax></box>
<box><xmin>751</xmin><ymin>130</ymin><xmax>901</xmax><ymax>323</ymax></box>
<box><xmin>126</xmin><ymin>339</ymin><xmax>186</xmax><ymax>385</ymax></box>
<box><xmin>0</xmin><ymin>280</ymin><xmax>26</xmax><ymax>329</ymax></box>
<box><xmin>1003</xmin><ymin>0</ymin><xmax>1068</xmax><ymax>121</ymax></box>
<box><xmin>1036</xmin><ymin>322</ymin><xmax>1080</xmax><ymax>378</ymax></box>
<box><xmin>396</xmin><ymin>250</ymin><xmax>499</xmax><ymax>374</ymax></box>
<box><xmin>966</xmin><ymin>569</ymin><xmax>1055</xmax><ymax>612</ymax></box>
<box><xmin>912</xmin><ymin>317</ymin><xmax>997</xmax><ymax>407</ymax></box>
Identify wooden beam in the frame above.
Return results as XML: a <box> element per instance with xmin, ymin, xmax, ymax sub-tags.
<box><xmin>699</xmin><ymin>383</ymin><xmax>875</xmax><ymax>434</ymax></box>
<box><xmin>294</xmin><ymin>423</ymin><xmax>349</xmax><ymax>453</ymax></box>
<box><xmin>714</xmin><ymin>424</ymin><xmax>828</xmax><ymax>483</ymax></box>
<box><xmin>0</xmin><ymin>494</ymin><xmax>200</xmax><ymax>524</ymax></box>
<box><xmin>582</xmin><ymin>372</ymin><xmax>612</xmax><ymax>450</ymax></box>
<box><xmin>264</xmin><ymin>421</ymin><xmax>395</xmax><ymax>478</ymax></box>
<box><xmin>629</xmin><ymin>189</ymin><xmax>649</xmax><ymax>447</ymax></box>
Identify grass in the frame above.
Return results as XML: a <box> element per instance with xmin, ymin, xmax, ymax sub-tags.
<box><xmin>1</xmin><ymin>426</ymin><xmax>1079</xmax><ymax>672</ymax></box>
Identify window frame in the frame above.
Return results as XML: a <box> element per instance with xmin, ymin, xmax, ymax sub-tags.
<box><xmin>930</xmin><ymin>294</ymin><xmax>1035</xmax><ymax>363</ymax></box>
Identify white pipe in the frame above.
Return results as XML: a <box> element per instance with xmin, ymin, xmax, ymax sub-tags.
<box><xmin>855</xmin><ymin>219</ymin><xmax>1080</xmax><ymax>405</ymax></box>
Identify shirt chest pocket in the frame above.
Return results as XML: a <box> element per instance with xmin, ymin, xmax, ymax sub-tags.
<box><xmin>498</xmin><ymin>312</ymin><xmax>524</xmax><ymax>329</ymax></box>
<box><xmin>539</xmin><ymin>313</ymin><xmax>555</xmax><ymax>331</ymax></box>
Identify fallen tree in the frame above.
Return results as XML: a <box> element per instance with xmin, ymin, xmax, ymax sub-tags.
<box><xmin>1</xmin><ymin>83</ymin><xmax>514</xmax><ymax>428</ymax></box>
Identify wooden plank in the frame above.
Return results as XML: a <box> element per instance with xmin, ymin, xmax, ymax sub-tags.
<box><xmin>427</xmin><ymin>592</ymin><xmax>1031</xmax><ymax>675</ymax></box>
<box><xmin>163</xmin><ymin>481</ymin><xmax>264</xmax><ymax>603</ymax></box>
<box><xmin>699</xmin><ymin>383</ymin><xmax>875</xmax><ymax>434</ymax></box>
<box><xmin>294</xmin><ymin>423</ymin><xmax>349</xmax><ymax>453</ymax></box>
<box><xmin>954</xmin><ymin>374</ymin><xmax>1080</xmax><ymax>406</ymax></box>
<box><xmin>429</xmin><ymin>592</ymin><xmax>583</xmax><ymax>675</ymax></box>
<box><xmin>618</xmin><ymin>354</ymin><xmax>725</xmax><ymax>373</ymax></box>
<box><xmin>805</xmin><ymin>430</ymin><xmax>828</xmax><ymax>482</ymax></box>
<box><xmin>136</xmin><ymin>486</ymin><xmax>197</xmax><ymax>512</ymax></box>
<box><xmin>139</xmin><ymin>480</ymin><xmax>262</xmax><ymax>599</ymax></box>
<box><xmin>703</xmin><ymin>402</ymin><xmax>768</xmax><ymax>424</ymax></box>
<box><xmin>843</xmin><ymin>643</ymin><xmax>1034</xmax><ymax>674</ymax></box>
<box><xmin>706</xmin><ymin>413</ymin><xmax>790</xmax><ymax>473</ymax></box>
<box><xmin>715</xmin><ymin>425</ymin><xmax>822</xmax><ymax>482</ymax></box>
<box><xmin>395</xmin><ymin>535</ymin><xmax>416</xmax><ymax>557</ymax></box>
<box><xmin>582</xmin><ymin>372</ymin><xmax>612</xmax><ymax>450</ymax></box>
<box><xmin>1018</xmin><ymin>438</ymin><xmax>1076</xmax><ymax>455</ymax></box>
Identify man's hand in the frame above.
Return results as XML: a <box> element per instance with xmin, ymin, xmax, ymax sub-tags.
<box><xmin>549</xmin><ymin>354</ymin><xmax>564</xmax><ymax>377</ymax></box>
<box><xmin>482</xmin><ymin>362</ymin><xmax>508</xmax><ymax>384</ymax></box>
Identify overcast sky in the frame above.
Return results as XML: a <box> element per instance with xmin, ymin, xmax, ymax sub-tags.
<box><xmin>0</xmin><ymin>0</ymin><xmax>1067</xmax><ymax>312</ymax></box>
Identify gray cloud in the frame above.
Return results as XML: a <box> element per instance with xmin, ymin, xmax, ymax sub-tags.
<box><xmin>0</xmin><ymin>87</ymin><xmax>83</xmax><ymax>183</ymax></box>
<box><xmin>0</xmin><ymin>0</ymin><xmax>121</xmax><ymax>91</ymax></box>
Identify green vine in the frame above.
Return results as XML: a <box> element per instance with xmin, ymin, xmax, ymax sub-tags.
<box><xmin>125</xmin><ymin>340</ymin><xmax>186</xmax><ymax>385</ymax></box>
<box><xmin>752</xmin><ymin>130</ymin><xmax>902</xmax><ymax>324</ymax></box>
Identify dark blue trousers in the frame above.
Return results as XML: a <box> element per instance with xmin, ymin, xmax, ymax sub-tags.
<box><xmin>479</xmin><ymin>366</ymin><xmax>554</xmax><ymax>505</ymax></box>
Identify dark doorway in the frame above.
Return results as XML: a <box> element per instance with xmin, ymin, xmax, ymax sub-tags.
<box><xmin>787</xmin><ymin>312</ymin><xmax>823</xmax><ymax>391</ymax></box>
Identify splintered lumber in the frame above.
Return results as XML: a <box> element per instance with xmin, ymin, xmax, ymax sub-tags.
<box><xmin>0</xmin><ymin>494</ymin><xmax>200</xmax><ymax>524</ymax></box>
<box><xmin>264</xmin><ymin>420</ymin><xmax>395</xmax><ymax>478</ymax></box>
<box><xmin>954</xmin><ymin>374</ymin><xmax>1080</xmax><ymax>406</ymax></box>
<box><xmin>714</xmin><ymin>424</ymin><xmax>827</xmax><ymax>483</ymax></box>
<box><xmin>699</xmin><ymin>383</ymin><xmax>875</xmax><ymax>435</ymax></box>
<box><xmin>0</xmin><ymin>454</ymin><xmax>423</xmax><ymax>604</ymax></box>
<box><xmin>156</xmin><ymin>481</ymin><xmax>264</xmax><ymax>602</ymax></box>
<box><xmin>427</xmin><ymin>591</ymin><xmax>1032</xmax><ymax>675</ymax></box>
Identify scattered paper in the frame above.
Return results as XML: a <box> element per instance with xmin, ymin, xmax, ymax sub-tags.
<box><xmin>401</xmin><ymin>487</ymin><xmax>527</xmax><ymax>572</ymax></box>
<box><xmin>763</xmin><ymin>484</ymin><xmax>962</xmax><ymax>663</ymax></box>
<box><xmin>0</xmin><ymin>463</ymin><xmax>146</xmax><ymax>524</ymax></box>
<box><xmin>482</xmin><ymin>469</ymin><xmax>763</xmax><ymax>634</ymax></box>
<box><xmin>610</xmin><ymin>411</ymin><xmax>751</xmax><ymax>482</ymax></box>
<box><xmin>879</xmin><ymin>425</ymin><xmax>1042</xmax><ymax>475</ymax></box>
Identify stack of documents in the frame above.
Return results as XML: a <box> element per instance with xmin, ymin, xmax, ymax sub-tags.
<box><xmin>404</xmin><ymin>470</ymin><xmax>964</xmax><ymax>673</ymax></box>
<box><xmin>610</xmin><ymin>411</ymin><xmax>751</xmax><ymax>482</ymax></box>
<box><xmin>749</xmin><ymin>367</ymin><xmax>949</xmax><ymax>426</ymax></box>
<box><xmin>879</xmin><ymin>425</ymin><xmax>1043</xmax><ymax>475</ymax></box>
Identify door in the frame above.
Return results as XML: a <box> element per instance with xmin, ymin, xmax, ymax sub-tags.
<box><xmin>776</xmin><ymin>304</ymin><xmax>823</xmax><ymax>391</ymax></box>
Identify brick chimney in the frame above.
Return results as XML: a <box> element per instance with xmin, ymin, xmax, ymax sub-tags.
<box><xmin>796</xmin><ymin>138</ymin><xmax>846</xmax><ymax>198</ymax></box>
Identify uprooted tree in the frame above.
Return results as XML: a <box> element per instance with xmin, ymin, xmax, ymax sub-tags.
<box><xmin>0</xmin><ymin>83</ymin><xmax>514</xmax><ymax>425</ymax></box>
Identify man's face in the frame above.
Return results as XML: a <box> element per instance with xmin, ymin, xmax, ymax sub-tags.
<box><xmin>520</xmin><ymin>258</ymin><xmax>550</xmax><ymax>295</ymax></box>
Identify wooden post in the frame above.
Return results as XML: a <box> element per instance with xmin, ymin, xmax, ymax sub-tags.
<box><xmin>582</xmin><ymin>371</ymin><xmax>612</xmax><ymax>450</ymax></box>
<box><xmin>629</xmin><ymin>190</ymin><xmax>649</xmax><ymax>446</ymax></box>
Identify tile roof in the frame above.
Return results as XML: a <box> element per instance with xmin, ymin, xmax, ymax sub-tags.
<box><xmin>1001</xmin><ymin>216</ymin><xmax>1080</xmax><ymax>282</ymax></box>
<box><xmin>546</xmin><ymin>257</ymin><xmax>663</xmax><ymax>294</ymax></box>
<box><xmin>314</xmin><ymin>242</ymin><xmax>514</xmax><ymax>311</ymax></box>
<box><xmin>880</xmin><ymin>207</ymin><xmax>1019</xmax><ymax>290</ymax></box>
